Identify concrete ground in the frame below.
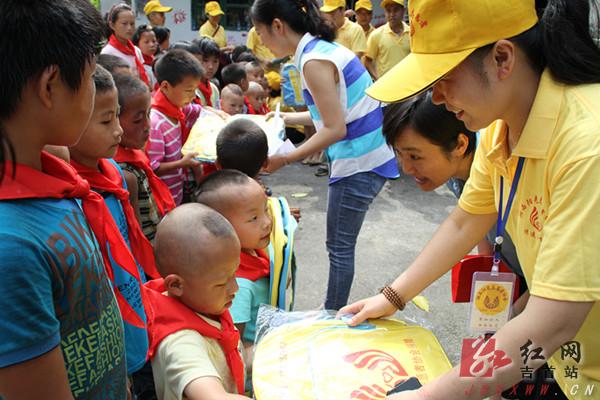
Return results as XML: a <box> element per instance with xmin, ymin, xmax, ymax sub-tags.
<box><xmin>264</xmin><ymin>162</ymin><xmax>471</xmax><ymax>365</ymax></box>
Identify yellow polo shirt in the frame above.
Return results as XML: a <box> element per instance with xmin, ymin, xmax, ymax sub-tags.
<box><xmin>459</xmin><ymin>70</ymin><xmax>600</xmax><ymax>400</ymax></box>
<box><xmin>365</xmin><ymin>21</ymin><xmax>410</xmax><ymax>78</ymax></box>
<box><xmin>199</xmin><ymin>20</ymin><xmax>227</xmax><ymax>48</ymax></box>
<box><xmin>246</xmin><ymin>27</ymin><xmax>275</xmax><ymax>62</ymax></box>
<box><xmin>362</xmin><ymin>24</ymin><xmax>375</xmax><ymax>39</ymax></box>
<box><xmin>335</xmin><ymin>18</ymin><xmax>367</xmax><ymax>55</ymax></box>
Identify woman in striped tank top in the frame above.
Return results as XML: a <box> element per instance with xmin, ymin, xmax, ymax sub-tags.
<box><xmin>251</xmin><ymin>0</ymin><xmax>399</xmax><ymax>310</ymax></box>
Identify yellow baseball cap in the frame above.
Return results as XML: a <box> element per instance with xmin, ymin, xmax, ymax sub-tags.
<box><xmin>266</xmin><ymin>71</ymin><xmax>281</xmax><ymax>91</ymax></box>
<box><xmin>354</xmin><ymin>0</ymin><xmax>373</xmax><ymax>11</ymax></box>
<box><xmin>367</xmin><ymin>0</ymin><xmax>538</xmax><ymax>103</ymax></box>
<box><xmin>205</xmin><ymin>1</ymin><xmax>224</xmax><ymax>16</ymax></box>
<box><xmin>380</xmin><ymin>0</ymin><xmax>403</xmax><ymax>9</ymax></box>
<box><xmin>320</xmin><ymin>0</ymin><xmax>346</xmax><ymax>13</ymax></box>
<box><xmin>144</xmin><ymin>0</ymin><xmax>173</xmax><ymax>15</ymax></box>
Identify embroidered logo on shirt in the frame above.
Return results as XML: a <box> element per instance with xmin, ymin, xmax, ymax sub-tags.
<box><xmin>519</xmin><ymin>195</ymin><xmax>546</xmax><ymax>241</ymax></box>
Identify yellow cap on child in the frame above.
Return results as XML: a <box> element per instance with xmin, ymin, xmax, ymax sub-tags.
<box><xmin>265</xmin><ymin>71</ymin><xmax>281</xmax><ymax>91</ymax></box>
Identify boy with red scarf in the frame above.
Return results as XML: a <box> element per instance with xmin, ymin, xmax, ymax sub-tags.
<box><xmin>0</xmin><ymin>1</ymin><xmax>128</xmax><ymax>398</ymax></box>
<box><xmin>147</xmin><ymin>203</ymin><xmax>249</xmax><ymax>399</ymax></box>
<box><xmin>196</xmin><ymin>170</ymin><xmax>273</xmax><ymax>380</ymax></box>
<box><xmin>147</xmin><ymin>49</ymin><xmax>204</xmax><ymax>205</ymax></box>
<box><xmin>113</xmin><ymin>73</ymin><xmax>175</xmax><ymax>242</ymax></box>
<box><xmin>69</xmin><ymin>65</ymin><xmax>160</xmax><ymax>380</ymax></box>
<box><xmin>244</xmin><ymin>81</ymin><xmax>270</xmax><ymax>116</ymax></box>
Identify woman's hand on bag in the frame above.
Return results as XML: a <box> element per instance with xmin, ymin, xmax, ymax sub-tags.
<box><xmin>337</xmin><ymin>293</ymin><xmax>397</xmax><ymax>326</ymax></box>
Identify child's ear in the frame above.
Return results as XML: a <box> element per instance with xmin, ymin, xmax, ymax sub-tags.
<box><xmin>164</xmin><ymin>274</ymin><xmax>185</xmax><ymax>297</ymax></box>
<box><xmin>159</xmin><ymin>80</ymin><xmax>171</xmax><ymax>93</ymax></box>
<box><xmin>38</xmin><ymin>65</ymin><xmax>61</xmax><ymax>110</ymax></box>
<box><xmin>214</xmin><ymin>159</ymin><xmax>222</xmax><ymax>170</ymax></box>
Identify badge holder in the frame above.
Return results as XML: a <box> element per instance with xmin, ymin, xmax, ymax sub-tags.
<box><xmin>468</xmin><ymin>157</ymin><xmax>525</xmax><ymax>335</ymax></box>
<box><xmin>468</xmin><ymin>245</ymin><xmax>516</xmax><ymax>334</ymax></box>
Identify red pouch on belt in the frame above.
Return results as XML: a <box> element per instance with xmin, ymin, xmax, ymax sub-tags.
<box><xmin>451</xmin><ymin>255</ymin><xmax>520</xmax><ymax>303</ymax></box>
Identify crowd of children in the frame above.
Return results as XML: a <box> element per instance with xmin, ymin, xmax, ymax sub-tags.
<box><xmin>0</xmin><ymin>0</ymin><xmax>306</xmax><ymax>398</ymax></box>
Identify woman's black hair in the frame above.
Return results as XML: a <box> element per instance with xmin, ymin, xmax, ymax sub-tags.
<box><xmin>250</xmin><ymin>0</ymin><xmax>336</xmax><ymax>42</ymax></box>
<box><xmin>105</xmin><ymin>3</ymin><xmax>133</xmax><ymax>37</ymax></box>
<box><xmin>383</xmin><ymin>91</ymin><xmax>477</xmax><ymax>158</ymax></box>
<box><xmin>192</xmin><ymin>37</ymin><xmax>221</xmax><ymax>58</ymax></box>
<box><xmin>132</xmin><ymin>24</ymin><xmax>154</xmax><ymax>46</ymax></box>
<box><xmin>0</xmin><ymin>0</ymin><xmax>104</xmax><ymax>183</ymax></box>
<box><xmin>471</xmin><ymin>0</ymin><xmax>600</xmax><ymax>85</ymax></box>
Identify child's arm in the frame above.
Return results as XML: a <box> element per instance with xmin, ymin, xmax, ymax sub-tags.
<box><xmin>154</xmin><ymin>153</ymin><xmax>200</xmax><ymax>176</ymax></box>
<box><xmin>122</xmin><ymin>170</ymin><xmax>142</xmax><ymax>224</ymax></box>
<box><xmin>0</xmin><ymin>346</ymin><xmax>74</xmax><ymax>400</ymax></box>
<box><xmin>184</xmin><ymin>377</ymin><xmax>250</xmax><ymax>400</ymax></box>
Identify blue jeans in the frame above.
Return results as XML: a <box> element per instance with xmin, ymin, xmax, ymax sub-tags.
<box><xmin>325</xmin><ymin>171</ymin><xmax>387</xmax><ymax>310</ymax></box>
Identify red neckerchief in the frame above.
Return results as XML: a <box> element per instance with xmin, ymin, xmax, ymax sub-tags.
<box><xmin>236</xmin><ymin>249</ymin><xmax>270</xmax><ymax>281</ymax></box>
<box><xmin>142</xmin><ymin>53</ymin><xmax>154</xmax><ymax>67</ymax></box>
<box><xmin>70</xmin><ymin>158</ymin><xmax>160</xmax><ymax>279</ymax></box>
<box><xmin>0</xmin><ymin>152</ymin><xmax>146</xmax><ymax>328</ymax></box>
<box><xmin>144</xmin><ymin>279</ymin><xmax>245</xmax><ymax>394</ymax></box>
<box><xmin>108</xmin><ymin>34</ymin><xmax>150</xmax><ymax>86</ymax></box>
<box><xmin>151</xmin><ymin>89</ymin><xmax>191</xmax><ymax>143</ymax></box>
<box><xmin>114</xmin><ymin>146</ymin><xmax>176</xmax><ymax>217</ymax></box>
<box><xmin>244</xmin><ymin>96</ymin><xmax>258</xmax><ymax>115</ymax></box>
<box><xmin>244</xmin><ymin>97</ymin><xmax>269</xmax><ymax>115</ymax></box>
<box><xmin>196</xmin><ymin>80</ymin><xmax>213</xmax><ymax>107</ymax></box>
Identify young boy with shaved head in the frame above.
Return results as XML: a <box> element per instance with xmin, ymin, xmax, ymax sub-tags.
<box><xmin>244</xmin><ymin>81</ymin><xmax>269</xmax><ymax>115</ymax></box>
<box><xmin>144</xmin><ymin>203</ymin><xmax>251</xmax><ymax>400</ymax></box>
<box><xmin>195</xmin><ymin>170</ymin><xmax>273</xmax><ymax>385</ymax></box>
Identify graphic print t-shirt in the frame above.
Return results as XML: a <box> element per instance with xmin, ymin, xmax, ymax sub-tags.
<box><xmin>0</xmin><ymin>197</ymin><xmax>127</xmax><ymax>399</ymax></box>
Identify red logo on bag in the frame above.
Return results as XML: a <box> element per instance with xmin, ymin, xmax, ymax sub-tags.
<box><xmin>344</xmin><ymin>349</ymin><xmax>408</xmax><ymax>399</ymax></box>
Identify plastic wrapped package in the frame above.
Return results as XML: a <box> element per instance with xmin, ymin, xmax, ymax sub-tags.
<box><xmin>252</xmin><ymin>306</ymin><xmax>452</xmax><ymax>399</ymax></box>
<box><xmin>182</xmin><ymin>112</ymin><xmax>286</xmax><ymax>162</ymax></box>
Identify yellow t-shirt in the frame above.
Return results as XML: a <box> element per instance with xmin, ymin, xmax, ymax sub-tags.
<box><xmin>199</xmin><ymin>20</ymin><xmax>227</xmax><ymax>48</ymax></box>
<box><xmin>365</xmin><ymin>21</ymin><xmax>410</xmax><ymax>78</ymax></box>
<box><xmin>151</xmin><ymin>315</ymin><xmax>245</xmax><ymax>400</ymax></box>
<box><xmin>335</xmin><ymin>18</ymin><xmax>367</xmax><ymax>55</ymax></box>
<box><xmin>362</xmin><ymin>24</ymin><xmax>375</xmax><ymax>39</ymax></box>
<box><xmin>246</xmin><ymin>27</ymin><xmax>275</xmax><ymax>62</ymax></box>
<box><xmin>459</xmin><ymin>70</ymin><xmax>600</xmax><ymax>400</ymax></box>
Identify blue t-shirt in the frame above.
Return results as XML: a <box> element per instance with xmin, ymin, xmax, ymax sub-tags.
<box><xmin>97</xmin><ymin>161</ymin><xmax>149</xmax><ymax>374</ymax></box>
<box><xmin>230</xmin><ymin>277</ymin><xmax>269</xmax><ymax>343</ymax></box>
<box><xmin>0</xmin><ymin>197</ymin><xmax>127</xmax><ymax>399</ymax></box>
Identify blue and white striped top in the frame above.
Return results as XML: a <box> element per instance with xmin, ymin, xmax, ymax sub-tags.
<box><xmin>294</xmin><ymin>33</ymin><xmax>399</xmax><ymax>183</ymax></box>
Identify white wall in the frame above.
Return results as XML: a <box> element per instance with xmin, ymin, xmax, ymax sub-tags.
<box><xmin>100</xmin><ymin>0</ymin><xmax>249</xmax><ymax>45</ymax></box>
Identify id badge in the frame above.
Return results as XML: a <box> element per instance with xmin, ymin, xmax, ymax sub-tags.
<box><xmin>468</xmin><ymin>271</ymin><xmax>516</xmax><ymax>334</ymax></box>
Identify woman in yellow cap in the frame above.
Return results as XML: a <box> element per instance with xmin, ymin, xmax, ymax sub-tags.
<box><xmin>199</xmin><ymin>1</ymin><xmax>233</xmax><ymax>53</ymax></box>
<box><xmin>340</xmin><ymin>0</ymin><xmax>600</xmax><ymax>399</ymax></box>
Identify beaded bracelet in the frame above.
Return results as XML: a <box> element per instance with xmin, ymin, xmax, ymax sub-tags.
<box><xmin>379</xmin><ymin>285</ymin><xmax>406</xmax><ymax>311</ymax></box>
